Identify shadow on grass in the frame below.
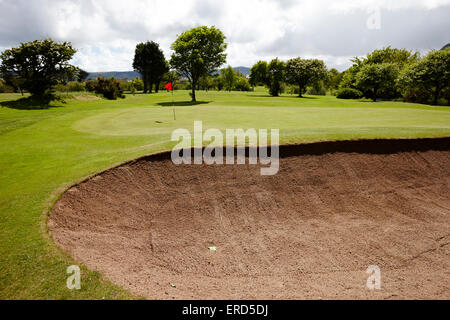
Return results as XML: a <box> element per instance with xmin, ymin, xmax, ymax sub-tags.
<box><xmin>157</xmin><ymin>101</ymin><xmax>211</xmax><ymax>107</ymax></box>
<box><xmin>247</xmin><ymin>94</ymin><xmax>320</xmax><ymax>99</ymax></box>
<box><xmin>0</xmin><ymin>96</ymin><xmax>63</xmax><ymax>110</ymax></box>
<box><xmin>291</xmin><ymin>96</ymin><xmax>320</xmax><ymax>100</ymax></box>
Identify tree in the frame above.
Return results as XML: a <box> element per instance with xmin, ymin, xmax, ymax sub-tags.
<box><xmin>0</xmin><ymin>79</ymin><xmax>14</xmax><ymax>93</ymax></box>
<box><xmin>307</xmin><ymin>81</ymin><xmax>327</xmax><ymax>96</ymax></box>
<box><xmin>162</xmin><ymin>70</ymin><xmax>180</xmax><ymax>89</ymax></box>
<box><xmin>133</xmin><ymin>41</ymin><xmax>168</xmax><ymax>94</ymax></box>
<box><xmin>267</xmin><ymin>58</ymin><xmax>285</xmax><ymax>97</ymax></box>
<box><xmin>0</xmin><ymin>71</ymin><xmax>25</xmax><ymax>95</ymax></box>
<box><xmin>95</xmin><ymin>77</ymin><xmax>124</xmax><ymax>100</ymax></box>
<box><xmin>364</xmin><ymin>46</ymin><xmax>419</xmax><ymax>68</ymax></box>
<box><xmin>324</xmin><ymin>68</ymin><xmax>342</xmax><ymax>95</ymax></box>
<box><xmin>341</xmin><ymin>47</ymin><xmax>419</xmax><ymax>99</ymax></box>
<box><xmin>154</xmin><ymin>60</ymin><xmax>169</xmax><ymax>93</ymax></box>
<box><xmin>131</xmin><ymin>77</ymin><xmax>144</xmax><ymax>91</ymax></box>
<box><xmin>249</xmin><ymin>61</ymin><xmax>269</xmax><ymax>87</ymax></box>
<box><xmin>77</xmin><ymin>68</ymin><xmax>90</xmax><ymax>82</ymax></box>
<box><xmin>268</xmin><ymin>59</ymin><xmax>285</xmax><ymax>96</ymax></box>
<box><xmin>199</xmin><ymin>74</ymin><xmax>214</xmax><ymax>91</ymax></box>
<box><xmin>340</xmin><ymin>64</ymin><xmax>361</xmax><ymax>89</ymax></box>
<box><xmin>0</xmin><ymin>39</ymin><xmax>77</xmax><ymax>100</ymax></box>
<box><xmin>336</xmin><ymin>87</ymin><xmax>363</xmax><ymax>99</ymax></box>
<box><xmin>85</xmin><ymin>78</ymin><xmax>98</xmax><ymax>92</ymax></box>
<box><xmin>285</xmin><ymin>58</ymin><xmax>327</xmax><ymax>97</ymax></box>
<box><xmin>234</xmin><ymin>76</ymin><xmax>251</xmax><ymax>91</ymax></box>
<box><xmin>398</xmin><ymin>50</ymin><xmax>450</xmax><ymax>105</ymax></box>
<box><xmin>170</xmin><ymin>26</ymin><xmax>227</xmax><ymax>102</ymax></box>
<box><xmin>129</xmin><ymin>82</ymin><xmax>136</xmax><ymax>95</ymax></box>
<box><xmin>221</xmin><ymin>66</ymin><xmax>235</xmax><ymax>91</ymax></box>
<box><xmin>213</xmin><ymin>75</ymin><xmax>225</xmax><ymax>91</ymax></box>
<box><xmin>355</xmin><ymin>63</ymin><xmax>399</xmax><ymax>102</ymax></box>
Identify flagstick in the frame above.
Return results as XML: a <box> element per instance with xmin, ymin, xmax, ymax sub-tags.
<box><xmin>172</xmin><ymin>88</ymin><xmax>176</xmax><ymax>121</ymax></box>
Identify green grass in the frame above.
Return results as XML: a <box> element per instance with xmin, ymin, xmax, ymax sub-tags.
<box><xmin>1</xmin><ymin>89</ymin><xmax>449</xmax><ymax>299</ymax></box>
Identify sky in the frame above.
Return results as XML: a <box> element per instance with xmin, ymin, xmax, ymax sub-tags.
<box><xmin>0</xmin><ymin>0</ymin><xmax>449</xmax><ymax>72</ymax></box>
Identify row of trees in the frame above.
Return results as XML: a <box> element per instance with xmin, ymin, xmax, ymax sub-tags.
<box><xmin>0</xmin><ymin>26</ymin><xmax>228</xmax><ymax>102</ymax></box>
<box><xmin>132</xmin><ymin>26</ymin><xmax>230</xmax><ymax>101</ymax></box>
<box><xmin>249</xmin><ymin>58</ymin><xmax>329</xmax><ymax>97</ymax></box>
<box><xmin>0</xmin><ymin>28</ymin><xmax>448</xmax><ymax>105</ymax></box>
<box><xmin>132</xmin><ymin>39</ymin><xmax>251</xmax><ymax>94</ymax></box>
<box><xmin>339</xmin><ymin>46</ymin><xmax>449</xmax><ymax>104</ymax></box>
<box><xmin>247</xmin><ymin>46</ymin><xmax>449</xmax><ymax>105</ymax></box>
<box><xmin>215</xmin><ymin>66</ymin><xmax>251</xmax><ymax>91</ymax></box>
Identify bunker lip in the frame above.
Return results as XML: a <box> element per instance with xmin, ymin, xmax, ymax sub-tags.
<box><xmin>49</xmin><ymin>138</ymin><xmax>450</xmax><ymax>300</ymax></box>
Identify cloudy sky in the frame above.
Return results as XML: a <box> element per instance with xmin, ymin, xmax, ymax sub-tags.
<box><xmin>0</xmin><ymin>0</ymin><xmax>449</xmax><ymax>71</ymax></box>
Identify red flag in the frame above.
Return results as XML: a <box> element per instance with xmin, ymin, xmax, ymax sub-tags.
<box><xmin>165</xmin><ymin>83</ymin><xmax>173</xmax><ymax>91</ymax></box>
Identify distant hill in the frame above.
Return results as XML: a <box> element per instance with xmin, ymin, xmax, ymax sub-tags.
<box><xmin>210</xmin><ymin>66</ymin><xmax>251</xmax><ymax>77</ymax></box>
<box><xmin>87</xmin><ymin>71</ymin><xmax>141</xmax><ymax>80</ymax></box>
<box><xmin>86</xmin><ymin>67</ymin><xmax>251</xmax><ymax>80</ymax></box>
<box><xmin>234</xmin><ymin>66</ymin><xmax>251</xmax><ymax>77</ymax></box>
<box><xmin>441</xmin><ymin>43</ymin><xmax>450</xmax><ymax>50</ymax></box>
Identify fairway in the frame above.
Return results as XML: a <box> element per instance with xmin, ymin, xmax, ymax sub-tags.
<box><xmin>1</xmin><ymin>90</ymin><xmax>450</xmax><ymax>299</ymax></box>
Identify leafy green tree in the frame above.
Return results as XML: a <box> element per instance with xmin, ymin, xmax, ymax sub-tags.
<box><xmin>95</xmin><ymin>77</ymin><xmax>124</xmax><ymax>100</ymax></box>
<box><xmin>340</xmin><ymin>64</ymin><xmax>361</xmax><ymax>89</ymax></box>
<box><xmin>199</xmin><ymin>74</ymin><xmax>214</xmax><ymax>91</ymax></box>
<box><xmin>324</xmin><ymin>68</ymin><xmax>342</xmax><ymax>95</ymax></box>
<box><xmin>249</xmin><ymin>61</ymin><xmax>269</xmax><ymax>87</ymax></box>
<box><xmin>234</xmin><ymin>76</ymin><xmax>251</xmax><ymax>91</ymax></box>
<box><xmin>0</xmin><ymin>39</ymin><xmax>77</xmax><ymax>100</ymax></box>
<box><xmin>0</xmin><ymin>79</ymin><xmax>14</xmax><ymax>93</ymax></box>
<box><xmin>336</xmin><ymin>87</ymin><xmax>363</xmax><ymax>99</ymax></box>
<box><xmin>133</xmin><ymin>41</ymin><xmax>168</xmax><ymax>93</ymax></box>
<box><xmin>161</xmin><ymin>70</ymin><xmax>180</xmax><ymax>90</ymax></box>
<box><xmin>398</xmin><ymin>50</ymin><xmax>450</xmax><ymax>105</ymax></box>
<box><xmin>221</xmin><ymin>66</ymin><xmax>236</xmax><ymax>91</ymax></box>
<box><xmin>307</xmin><ymin>81</ymin><xmax>327</xmax><ymax>96</ymax></box>
<box><xmin>154</xmin><ymin>60</ymin><xmax>169</xmax><ymax>93</ymax></box>
<box><xmin>0</xmin><ymin>71</ymin><xmax>25</xmax><ymax>95</ymax></box>
<box><xmin>363</xmin><ymin>46</ymin><xmax>419</xmax><ymax>67</ymax></box>
<box><xmin>131</xmin><ymin>77</ymin><xmax>144</xmax><ymax>91</ymax></box>
<box><xmin>341</xmin><ymin>47</ymin><xmax>419</xmax><ymax>99</ymax></box>
<box><xmin>267</xmin><ymin>58</ymin><xmax>285</xmax><ymax>97</ymax></box>
<box><xmin>130</xmin><ymin>83</ymin><xmax>136</xmax><ymax>95</ymax></box>
<box><xmin>85</xmin><ymin>79</ymin><xmax>98</xmax><ymax>92</ymax></box>
<box><xmin>285</xmin><ymin>57</ymin><xmax>327</xmax><ymax>97</ymax></box>
<box><xmin>213</xmin><ymin>75</ymin><xmax>225</xmax><ymax>91</ymax></box>
<box><xmin>355</xmin><ymin>63</ymin><xmax>399</xmax><ymax>102</ymax></box>
<box><xmin>170</xmin><ymin>26</ymin><xmax>227</xmax><ymax>102</ymax></box>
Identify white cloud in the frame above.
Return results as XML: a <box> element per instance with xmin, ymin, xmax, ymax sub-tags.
<box><xmin>0</xmin><ymin>0</ymin><xmax>449</xmax><ymax>71</ymax></box>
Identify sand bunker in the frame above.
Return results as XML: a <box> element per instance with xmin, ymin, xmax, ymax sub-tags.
<box><xmin>49</xmin><ymin>138</ymin><xmax>450</xmax><ymax>299</ymax></box>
